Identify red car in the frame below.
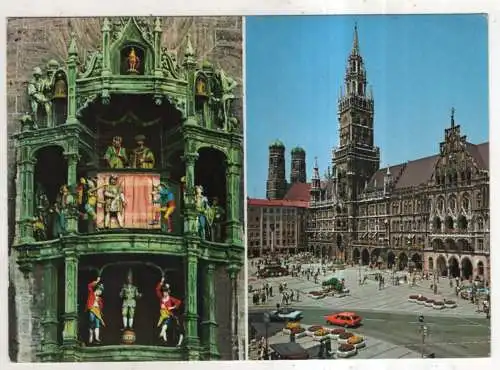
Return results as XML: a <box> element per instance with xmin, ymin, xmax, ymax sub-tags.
<box><xmin>324</xmin><ymin>312</ymin><xmax>362</xmax><ymax>327</ymax></box>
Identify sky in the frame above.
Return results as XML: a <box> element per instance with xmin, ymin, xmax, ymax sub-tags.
<box><xmin>245</xmin><ymin>15</ymin><xmax>489</xmax><ymax>198</ymax></box>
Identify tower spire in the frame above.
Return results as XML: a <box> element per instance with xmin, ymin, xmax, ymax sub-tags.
<box><xmin>451</xmin><ymin>107</ymin><xmax>455</xmax><ymax>127</ymax></box>
<box><xmin>352</xmin><ymin>22</ymin><xmax>359</xmax><ymax>55</ymax></box>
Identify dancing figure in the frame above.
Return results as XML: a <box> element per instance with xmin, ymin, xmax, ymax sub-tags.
<box><xmin>156</xmin><ymin>277</ymin><xmax>183</xmax><ymax>346</ymax></box>
<box><xmin>87</xmin><ymin>277</ymin><xmax>105</xmax><ymax>344</ymax></box>
<box><xmin>151</xmin><ymin>183</ymin><xmax>176</xmax><ymax>232</ymax></box>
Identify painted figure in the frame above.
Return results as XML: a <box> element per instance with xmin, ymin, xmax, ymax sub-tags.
<box><xmin>87</xmin><ymin>277</ymin><xmax>105</xmax><ymax>344</ymax></box>
<box><xmin>120</xmin><ymin>269</ymin><xmax>142</xmax><ymax>330</ymax></box>
<box><xmin>195</xmin><ymin>185</ymin><xmax>210</xmax><ymax>239</ymax></box>
<box><xmin>127</xmin><ymin>47</ymin><xmax>141</xmax><ymax>73</ymax></box>
<box><xmin>27</xmin><ymin>66</ymin><xmax>52</xmax><ymax>127</ymax></box>
<box><xmin>85</xmin><ymin>176</ymin><xmax>99</xmax><ymax>232</ymax></box>
<box><xmin>156</xmin><ymin>277</ymin><xmax>183</xmax><ymax>346</ymax></box>
<box><xmin>151</xmin><ymin>183</ymin><xmax>176</xmax><ymax>232</ymax></box>
<box><xmin>132</xmin><ymin>134</ymin><xmax>155</xmax><ymax>169</ymax></box>
<box><xmin>33</xmin><ymin>214</ymin><xmax>47</xmax><ymax>241</ymax></box>
<box><xmin>207</xmin><ymin>197</ymin><xmax>225</xmax><ymax>242</ymax></box>
<box><xmin>52</xmin><ymin>185</ymin><xmax>73</xmax><ymax>237</ymax></box>
<box><xmin>104</xmin><ymin>136</ymin><xmax>128</xmax><ymax>169</ymax></box>
<box><xmin>103</xmin><ymin>175</ymin><xmax>126</xmax><ymax>228</ymax></box>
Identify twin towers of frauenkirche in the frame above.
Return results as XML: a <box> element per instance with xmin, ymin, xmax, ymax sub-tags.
<box><xmin>266</xmin><ymin>24</ymin><xmax>378</xmax><ymax>202</ymax></box>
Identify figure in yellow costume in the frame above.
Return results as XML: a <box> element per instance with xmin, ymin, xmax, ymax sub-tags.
<box><xmin>131</xmin><ymin>134</ymin><xmax>155</xmax><ymax>169</ymax></box>
<box><xmin>151</xmin><ymin>183</ymin><xmax>175</xmax><ymax>233</ymax></box>
<box><xmin>127</xmin><ymin>47</ymin><xmax>141</xmax><ymax>73</ymax></box>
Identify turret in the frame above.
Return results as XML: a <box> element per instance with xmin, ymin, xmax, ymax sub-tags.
<box><xmin>290</xmin><ymin>146</ymin><xmax>307</xmax><ymax>184</ymax></box>
<box><xmin>310</xmin><ymin>157</ymin><xmax>321</xmax><ymax>202</ymax></box>
<box><xmin>266</xmin><ymin>140</ymin><xmax>287</xmax><ymax>199</ymax></box>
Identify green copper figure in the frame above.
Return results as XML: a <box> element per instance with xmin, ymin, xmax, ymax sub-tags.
<box><xmin>104</xmin><ymin>136</ymin><xmax>128</xmax><ymax>168</ymax></box>
<box><xmin>207</xmin><ymin>197</ymin><xmax>225</xmax><ymax>242</ymax></box>
<box><xmin>120</xmin><ymin>269</ymin><xmax>142</xmax><ymax>330</ymax></box>
<box><xmin>27</xmin><ymin>66</ymin><xmax>52</xmax><ymax>128</ymax></box>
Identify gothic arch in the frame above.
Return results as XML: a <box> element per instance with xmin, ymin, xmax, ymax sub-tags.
<box><xmin>428</xmin><ymin>256</ymin><xmax>434</xmax><ymax>271</ymax></box>
<box><xmin>457</xmin><ymin>214</ymin><xmax>468</xmax><ymax>231</ymax></box>
<box><xmin>461</xmin><ymin>257</ymin><xmax>473</xmax><ymax>280</ymax></box>
<box><xmin>398</xmin><ymin>252</ymin><xmax>408</xmax><ymax>270</ymax></box>
<box><xmin>477</xmin><ymin>261</ymin><xmax>485</xmax><ymax>276</ymax></box>
<box><xmin>448</xmin><ymin>256</ymin><xmax>460</xmax><ymax>278</ymax></box>
<box><xmin>29</xmin><ymin>141</ymin><xmax>70</xmax><ymax>161</ymax></box>
<box><xmin>411</xmin><ymin>253</ymin><xmax>422</xmax><ymax>270</ymax></box>
<box><xmin>432</xmin><ymin>216</ymin><xmax>442</xmax><ymax>231</ymax></box>
<box><xmin>361</xmin><ymin>248</ymin><xmax>370</xmax><ymax>265</ymax></box>
<box><xmin>444</xmin><ymin>216</ymin><xmax>454</xmax><ymax>230</ymax></box>
<box><xmin>352</xmin><ymin>248</ymin><xmax>360</xmax><ymax>263</ymax></box>
<box><xmin>436</xmin><ymin>255</ymin><xmax>447</xmax><ymax>276</ymax></box>
<box><xmin>387</xmin><ymin>251</ymin><xmax>396</xmax><ymax>267</ymax></box>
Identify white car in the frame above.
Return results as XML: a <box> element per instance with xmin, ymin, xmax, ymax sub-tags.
<box><xmin>269</xmin><ymin>308</ymin><xmax>303</xmax><ymax>322</ymax></box>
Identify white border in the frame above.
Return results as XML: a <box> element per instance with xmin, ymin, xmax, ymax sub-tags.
<box><xmin>1</xmin><ymin>1</ymin><xmax>499</xmax><ymax>370</ymax></box>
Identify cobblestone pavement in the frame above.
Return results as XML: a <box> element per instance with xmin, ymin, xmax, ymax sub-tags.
<box><xmin>248</xmin><ymin>263</ymin><xmax>485</xmax><ymax>319</ymax></box>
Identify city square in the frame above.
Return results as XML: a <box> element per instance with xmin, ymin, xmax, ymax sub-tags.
<box><xmin>248</xmin><ymin>258</ymin><xmax>490</xmax><ymax>359</ymax></box>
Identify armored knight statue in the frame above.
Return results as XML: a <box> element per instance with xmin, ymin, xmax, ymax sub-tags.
<box><xmin>103</xmin><ymin>175</ymin><xmax>126</xmax><ymax>228</ymax></box>
<box><xmin>151</xmin><ymin>183</ymin><xmax>176</xmax><ymax>233</ymax></box>
<box><xmin>27</xmin><ymin>66</ymin><xmax>52</xmax><ymax>128</ymax></box>
<box><xmin>120</xmin><ymin>269</ymin><xmax>142</xmax><ymax>330</ymax></box>
<box><xmin>87</xmin><ymin>277</ymin><xmax>105</xmax><ymax>344</ymax></box>
<box><xmin>131</xmin><ymin>134</ymin><xmax>155</xmax><ymax>169</ymax></box>
<box><xmin>104</xmin><ymin>136</ymin><xmax>128</xmax><ymax>169</ymax></box>
<box><xmin>156</xmin><ymin>277</ymin><xmax>183</xmax><ymax>347</ymax></box>
<box><xmin>215</xmin><ymin>68</ymin><xmax>238</xmax><ymax>130</ymax></box>
<box><xmin>195</xmin><ymin>185</ymin><xmax>210</xmax><ymax>240</ymax></box>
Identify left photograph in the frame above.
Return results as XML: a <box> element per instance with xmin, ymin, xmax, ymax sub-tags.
<box><xmin>7</xmin><ymin>16</ymin><xmax>245</xmax><ymax>362</ymax></box>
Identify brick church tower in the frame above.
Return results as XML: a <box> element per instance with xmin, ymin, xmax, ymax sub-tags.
<box><xmin>290</xmin><ymin>146</ymin><xmax>307</xmax><ymax>184</ymax></box>
<box><xmin>266</xmin><ymin>140</ymin><xmax>287</xmax><ymax>199</ymax></box>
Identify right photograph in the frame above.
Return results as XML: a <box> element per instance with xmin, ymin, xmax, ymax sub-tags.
<box><xmin>245</xmin><ymin>15</ymin><xmax>490</xmax><ymax>360</ymax></box>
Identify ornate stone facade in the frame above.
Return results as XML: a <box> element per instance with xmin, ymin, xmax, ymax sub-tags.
<box><xmin>8</xmin><ymin>17</ymin><xmax>244</xmax><ymax>362</ymax></box>
<box><xmin>306</xmin><ymin>26</ymin><xmax>489</xmax><ymax>282</ymax></box>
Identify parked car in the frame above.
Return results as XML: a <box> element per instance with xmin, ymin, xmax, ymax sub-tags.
<box><xmin>258</xmin><ymin>266</ymin><xmax>289</xmax><ymax>278</ymax></box>
<box><xmin>268</xmin><ymin>307</ymin><xmax>304</xmax><ymax>322</ymax></box>
<box><xmin>324</xmin><ymin>311</ymin><xmax>362</xmax><ymax>327</ymax></box>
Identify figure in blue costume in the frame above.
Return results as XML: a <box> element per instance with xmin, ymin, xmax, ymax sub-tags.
<box><xmin>195</xmin><ymin>185</ymin><xmax>210</xmax><ymax>239</ymax></box>
<box><xmin>151</xmin><ymin>183</ymin><xmax>176</xmax><ymax>232</ymax></box>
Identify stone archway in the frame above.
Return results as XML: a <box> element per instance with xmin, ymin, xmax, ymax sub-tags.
<box><xmin>461</xmin><ymin>257</ymin><xmax>473</xmax><ymax>280</ymax></box>
<box><xmin>457</xmin><ymin>239</ymin><xmax>473</xmax><ymax>254</ymax></box>
<box><xmin>398</xmin><ymin>252</ymin><xmax>408</xmax><ymax>270</ymax></box>
<box><xmin>448</xmin><ymin>256</ymin><xmax>460</xmax><ymax>278</ymax></box>
<box><xmin>477</xmin><ymin>261</ymin><xmax>484</xmax><ymax>277</ymax></box>
<box><xmin>387</xmin><ymin>251</ymin><xmax>396</xmax><ymax>268</ymax></box>
<box><xmin>444</xmin><ymin>238</ymin><xmax>456</xmax><ymax>252</ymax></box>
<box><xmin>361</xmin><ymin>248</ymin><xmax>370</xmax><ymax>266</ymax></box>
<box><xmin>428</xmin><ymin>256</ymin><xmax>434</xmax><ymax>271</ymax></box>
<box><xmin>436</xmin><ymin>255</ymin><xmax>447</xmax><ymax>276</ymax></box>
<box><xmin>411</xmin><ymin>253</ymin><xmax>422</xmax><ymax>271</ymax></box>
<box><xmin>352</xmin><ymin>248</ymin><xmax>360</xmax><ymax>264</ymax></box>
<box><xmin>371</xmin><ymin>248</ymin><xmax>381</xmax><ymax>264</ymax></box>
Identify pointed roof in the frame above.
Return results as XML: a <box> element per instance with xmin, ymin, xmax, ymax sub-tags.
<box><xmin>352</xmin><ymin>23</ymin><xmax>359</xmax><ymax>55</ymax></box>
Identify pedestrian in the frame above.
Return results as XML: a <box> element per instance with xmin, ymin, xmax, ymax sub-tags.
<box><xmin>269</xmin><ymin>286</ymin><xmax>273</xmax><ymax>297</ymax></box>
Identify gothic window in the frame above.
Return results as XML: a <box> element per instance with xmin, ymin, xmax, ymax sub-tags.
<box><xmin>448</xmin><ymin>196</ymin><xmax>456</xmax><ymax>212</ymax></box>
<box><xmin>457</xmin><ymin>215</ymin><xmax>468</xmax><ymax>231</ymax></box>
<box><xmin>433</xmin><ymin>216</ymin><xmax>442</xmax><ymax>231</ymax></box>
<box><xmin>477</xmin><ymin>217</ymin><xmax>484</xmax><ymax>231</ymax></box>
<box><xmin>466</xmin><ymin>169</ymin><xmax>472</xmax><ymax>184</ymax></box>
<box><xmin>476</xmin><ymin>193</ymin><xmax>482</xmax><ymax>209</ymax></box>
<box><xmin>477</xmin><ymin>239</ymin><xmax>484</xmax><ymax>252</ymax></box>
<box><xmin>444</xmin><ymin>216</ymin><xmax>454</xmax><ymax>230</ymax></box>
<box><xmin>437</xmin><ymin>197</ymin><xmax>445</xmax><ymax>213</ymax></box>
<box><xmin>462</xmin><ymin>196</ymin><xmax>470</xmax><ymax>212</ymax></box>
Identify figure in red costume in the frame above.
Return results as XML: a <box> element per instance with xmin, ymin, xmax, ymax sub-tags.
<box><xmin>156</xmin><ymin>277</ymin><xmax>183</xmax><ymax>346</ymax></box>
<box><xmin>87</xmin><ymin>277</ymin><xmax>105</xmax><ymax>344</ymax></box>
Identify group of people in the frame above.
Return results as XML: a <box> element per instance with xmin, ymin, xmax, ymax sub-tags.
<box><xmin>86</xmin><ymin>270</ymin><xmax>184</xmax><ymax>347</ymax></box>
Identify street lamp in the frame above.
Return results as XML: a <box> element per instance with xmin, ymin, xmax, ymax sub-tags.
<box><xmin>418</xmin><ymin>314</ymin><xmax>428</xmax><ymax>358</ymax></box>
<box><xmin>263</xmin><ymin>312</ymin><xmax>270</xmax><ymax>360</ymax></box>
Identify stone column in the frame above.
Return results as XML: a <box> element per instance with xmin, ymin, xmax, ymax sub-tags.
<box><xmin>201</xmin><ymin>262</ymin><xmax>219</xmax><ymax>359</ymax></box>
<box><xmin>185</xmin><ymin>248</ymin><xmax>200</xmax><ymax>360</ymax></box>
<box><xmin>227</xmin><ymin>264</ymin><xmax>241</xmax><ymax>360</ymax></box>
<box><xmin>41</xmin><ymin>260</ymin><xmax>59</xmax><ymax>360</ymax></box>
<box><xmin>64</xmin><ymin>153</ymin><xmax>79</xmax><ymax>233</ymax></box>
<box><xmin>182</xmin><ymin>152</ymin><xmax>199</xmax><ymax>236</ymax></box>
<box><xmin>16</xmin><ymin>156</ymin><xmax>36</xmax><ymax>243</ymax></box>
<box><xmin>225</xmin><ymin>161</ymin><xmax>242</xmax><ymax>245</ymax></box>
<box><xmin>62</xmin><ymin>252</ymin><xmax>78</xmax><ymax>348</ymax></box>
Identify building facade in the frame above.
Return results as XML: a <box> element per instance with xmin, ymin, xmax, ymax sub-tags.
<box><xmin>9</xmin><ymin>17</ymin><xmax>245</xmax><ymax>362</ymax></box>
<box><xmin>247</xmin><ymin>199</ymin><xmax>309</xmax><ymax>257</ymax></box>
<box><xmin>306</xmin><ymin>26</ymin><xmax>490</xmax><ymax>282</ymax></box>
